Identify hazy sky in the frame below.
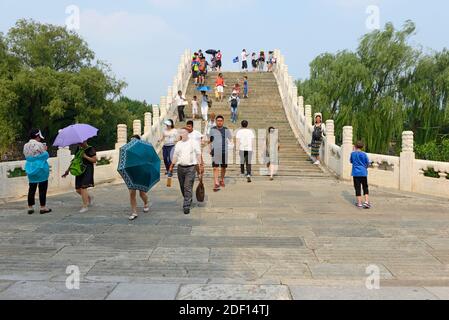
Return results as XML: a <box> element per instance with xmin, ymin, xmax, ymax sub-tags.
<box><xmin>1</xmin><ymin>0</ymin><xmax>448</xmax><ymax>103</ymax></box>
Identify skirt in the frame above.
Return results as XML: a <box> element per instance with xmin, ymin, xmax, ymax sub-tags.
<box><xmin>311</xmin><ymin>140</ymin><xmax>322</xmax><ymax>157</ymax></box>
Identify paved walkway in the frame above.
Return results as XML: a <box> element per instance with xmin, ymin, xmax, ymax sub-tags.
<box><xmin>1</xmin><ymin>176</ymin><xmax>449</xmax><ymax>300</ymax></box>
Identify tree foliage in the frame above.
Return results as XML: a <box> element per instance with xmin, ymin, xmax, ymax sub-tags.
<box><xmin>0</xmin><ymin>19</ymin><xmax>149</xmax><ymax>159</ymax></box>
<box><xmin>298</xmin><ymin>21</ymin><xmax>449</xmax><ymax>157</ymax></box>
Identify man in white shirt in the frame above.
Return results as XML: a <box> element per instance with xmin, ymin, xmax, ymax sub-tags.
<box><xmin>169</xmin><ymin>128</ymin><xmax>204</xmax><ymax>215</ymax></box>
<box><xmin>236</xmin><ymin>120</ymin><xmax>256</xmax><ymax>183</ymax></box>
<box><xmin>186</xmin><ymin>120</ymin><xmax>204</xmax><ymax>145</ymax></box>
<box><xmin>241</xmin><ymin>49</ymin><xmax>249</xmax><ymax>72</ymax></box>
<box><xmin>175</xmin><ymin>90</ymin><xmax>187</xmax><ymax>122</ymax></box>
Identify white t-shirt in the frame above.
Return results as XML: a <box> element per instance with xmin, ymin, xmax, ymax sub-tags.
<box><xmin>163</xmin><ymin>128</ymin><xmax>178</xmax><ymax>146</ymax></box>
<box><xmin>241</xmin><ymin>51</ymin><xmax>248</xmax><ymax>61</ymax></box>
<box><xmin>175</xmin><ymin>95</ymin><xmax>186</xmax><ymax>107</ymax></box>
<box><xmin>173</xmin><ymin>139</ymin><xmax>201</xmax><ymax>166</ymax></box>
<box><xmin>236</xmin><ymin>129</ymin><xmax>255</xmax><ymax>152</ymax></box>
<box><xmin>189</xmin><ymin>130</ymin><xmax>204</xmax><ymax>145</ymax></box>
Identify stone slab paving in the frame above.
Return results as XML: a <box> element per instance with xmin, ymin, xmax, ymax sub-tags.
<box><xmin>1</xmin><ymin>176</ymin><xmax>449</xmax><ymax>299</ymax></box>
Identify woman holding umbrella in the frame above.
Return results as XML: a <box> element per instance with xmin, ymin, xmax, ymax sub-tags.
<box><xmin>55</xmin><ymin>124</ymin><xmax>99</xmax><ymax>214</ymax></box>
<box><xmin>117</xmin><ymin>135</ymin><xmax>161</xmax><ymax>221</ymax></box>
<box><xmin>62</xmin><ymin>141</ymin><xmax>97</xmax><ymax>213</ymax></box>
<box><xmin>127</xmin><ymin>136</ymin><xmax>150</xmax><ymax>221</ymax></box>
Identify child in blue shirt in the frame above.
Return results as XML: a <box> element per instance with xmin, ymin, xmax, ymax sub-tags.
<box><xmin>350</xmin><ymin>141</ymin><xmax>371</xmax><ymax>209</ymax></box>
<box><xmin>243</xmin><ymin>76</ymin><xmax>249</xmax><ymax>99</ymax></box>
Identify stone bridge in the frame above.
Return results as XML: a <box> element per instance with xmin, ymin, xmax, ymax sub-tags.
<box><xmin>1</xmin><ymin>50</ymin><xmax>449</xmax><ymax>300</ymax></box>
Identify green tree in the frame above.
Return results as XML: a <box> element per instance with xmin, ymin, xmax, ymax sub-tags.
<box><xmin>0</xmin><ymin>19</ymin><xmax>135</xmax><ymax>157</ymax></box>
<box><xmin>298</xmin><ymin>21</ymin><xmax>434</xmax><ymax>155</ymax></box>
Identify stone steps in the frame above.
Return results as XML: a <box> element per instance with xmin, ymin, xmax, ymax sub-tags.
<box><xmin>175</xmin><ymin>72</ymin><xmax>329</xmax><ymax>178</ymax></box>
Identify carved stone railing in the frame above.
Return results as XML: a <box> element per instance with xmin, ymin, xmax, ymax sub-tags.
<box><xmin>273</xmin><ymin>49</ymin><xmax>449</xmax><ymax>199</ymax></box>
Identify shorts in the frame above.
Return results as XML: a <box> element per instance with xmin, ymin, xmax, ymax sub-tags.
<box><xmin>212</xmin><ymin>162</ymin><xmax>228</xmax><ymax>169</ymax></box>
<box><xmin>216</xmin><ymin>60</ymin><xmax>222</xmax><ymax>67</ymax></box>
<box><xmin>192</xmin><ymin>71</ymin><xmax>199</xmax><ymax>78</ymax></box>
<box><xmin>212</xmin><ymin>153</ymin><xmax>228</xmax><ymax>168</ymax></box>
<box><xmin>200</xmin><ymin>71</ymin><xmax>207</xmax><ymax>77</ymax></box>
<box><xmin>242</xmin><ymin>60</ymin><xmax>248</xmax><ymax>69</ymax></box>
<box><xmin>217</xmin><ymin>86</ymin><xmax>224</xmax><ymax>93</ymax></box>
<box><xmin>192</xmin><ymin>106</ymin><xmax>198</xmax><ymax>114</ymax></box>
<box><xmin>252</xmin><ymin>60</ymin><xmax>258</xmax><ymax>68</ymax></box>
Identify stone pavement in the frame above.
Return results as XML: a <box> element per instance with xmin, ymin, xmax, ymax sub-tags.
<box><xmin>1</xmin><ymin>175</ymin><xmax>449</xmax><ymax>300</ymax></box>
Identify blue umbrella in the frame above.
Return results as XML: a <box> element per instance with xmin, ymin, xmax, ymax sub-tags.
<box><xmin>117</xmin><ymin>139</ymin><xmax>161</xmax><ymax>193</ymax></box>
<box><xmin>196</xmin><ymin>86</ymin><xmax>211</xmax><ymax>92</ymax></box>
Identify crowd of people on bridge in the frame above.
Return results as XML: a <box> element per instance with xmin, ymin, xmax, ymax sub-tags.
<box><xmin>22</xmin><ymin>49</ymin><xmax>371</xmax><ymax>220</ymax></box>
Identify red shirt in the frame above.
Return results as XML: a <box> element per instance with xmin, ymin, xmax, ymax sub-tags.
<box><xmin>216</xmin><ymin>77</ymin><xmax>224</xmax><ymax>86</ymax></box>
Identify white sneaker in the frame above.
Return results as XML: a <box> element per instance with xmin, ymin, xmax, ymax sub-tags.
<box><xmin>79</xmin><ymin>207</ymin><xmax>89</xmax><ymax>214</ymax></box>
<box><xmin>143</xmin><ymin>206</ymin><xmax>150</xmax><ymax>213</ymax></box>
<box><xmin>314</xmin><ymin>161</ymin><xmax>321</xmax><ymax>165</ymax></box>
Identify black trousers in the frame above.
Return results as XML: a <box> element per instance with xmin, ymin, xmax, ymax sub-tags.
<box><xmin>178</xmin><ymin>105</ymin><xmax>186</xmax><ymax>122</ymax></box>
<box><xmin>242</xmin><ymin>60</ymin><xmax>248</xmax><ymax>70</ymax></box>
<box><xmin>177</xmin><ymin>165</ymin><xmax>196</xmax><ymax>209</ymax></box>
<box><xmin>240</xmin><ymin>151</ymin><xmax>252</xmax><ymax>176</ymax></box>
<box><xmin>353</xmin><ymin>177</ymin><xmax>369</xmax><ymax>197</ymax></box>
<box><xmin>28</xmin><ymin>181</ymin><xmax>48</xmax><ymax>207</ymax></box>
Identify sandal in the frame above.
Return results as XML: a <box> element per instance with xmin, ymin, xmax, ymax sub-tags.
<box><xmin>129</xmin><ymin>213</ymin><xmax>139</xmax><ymax>221</ymax></box>
<box><xmin>40</xmin><ymin>209</ymin><xmax>52</xmax><ymax>215</ymax></box>
<box><xmin>213</xmin><ymin>184</ymin><xmax>221</xmax><ymax>192</ymax></box>
<box><xmin>143</xmin><ymin>206</ymin><xmax>150</xmax><ymax>213</ymax></box>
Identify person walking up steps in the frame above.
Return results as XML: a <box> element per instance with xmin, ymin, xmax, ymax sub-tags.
<box><xmin>169</xmin><ymin>128</ymin><xmax>204</xmax><ymax>215</ymax></box>
<box><xmin>258</xmin><ymin>51</ymin><xmax>266</xmax><ymax>72</ymax></box>
<box><xmin>216</xmin><ymin>50</ymin><xmax>222</xmax><ymax>72</ymax></box>
<box><xmin>229</xmin><ymin>92</ymin><xmax>240</xmax><ymax>124</ymax></box>
<box><xmin>265</xmin><ymin>127</ymin><xmax>280</xmax><ymax>181</ymax></box>
<box><xmin>236</xmin><ymin>121</ymin><xmax>255</xmax><ymax>183</ymax></box>
<box><xmin>201</xmin><ymin>90</ymin><xmax>211</xmax><ymax>122</ymax></box>
<box><xmin>176</xmin><ymin>90</ymin><xmax>187</xmax><ymax>122</ymax></box>
<box><xmin>241</xmin><ymin>49</ymin><xmax>249</xmax><ymax>72</ymax></box>
<box><xmin>351</xmin><ymin>141</ymin><xmax>371</xmax><ymax>209</ymax></box>
<box><xmin>310</xmin><ymin>114</ymin><xmax>326</xmax><ymax>165</ymax></box>
<box><xmin>243</xmin><ymin>76</ymin><xmax>249</xmax><ymax>99</ymax></box>
<box><xmin>252</xmin><ymin>52</ymin><xmax>258</xmax><ymax>72</ymax></box>
<box><xmin>23</xmin><ymin>129</ymin><xmax>52</xmax><ymax>215</ymax></box>
<box><xmin>191</xmin><ymin>96</ymin><xmax>199</xmax><ymax>120</ymax></box>
<box><xmin>209</xmin><ymin>116</ymin><xmax>233</xmax><ymax>192</ymax></box>
<box><xmin>215</xmin><ymin>73</ymin><xmax>226</xmax><ymax>102</ymax></box>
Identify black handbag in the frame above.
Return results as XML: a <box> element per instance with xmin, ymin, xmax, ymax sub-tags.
<box><xmin>196</xmin><ymin>176</ymin><xmax>205</xmax><ymax>202</ymax></box>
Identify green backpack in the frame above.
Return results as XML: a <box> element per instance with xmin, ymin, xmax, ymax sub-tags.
<box><xmin>69</xmin><ymin>148</ymin><xmax>88</xmax><ymax>177</ymax></box>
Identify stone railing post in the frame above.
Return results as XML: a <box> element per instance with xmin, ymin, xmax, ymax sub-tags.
<box><xmin>115</xmin><ymin>124</ymin><xmax>127</xmax><ymax>150</ymax></box>
<box><xmin>133</xmin><ymin>120</ymin><xmax>142</xmax><ymax>137</ymax></box>
<box><xmin>400</xmin><ymin>131</ymin><xmax>415</xmax><ymax>192</ymax></box>
<box><xmin>153</xmin><ymin>106</ymin><xmax>161</xmax><ymax>142</ymax></box>
<box><xmin>160</xmin><ymin>96</ymin><xmax>167</xmax><ymax>119</ymax></box>
<box><xmin>324</xmin><ymin>120</ymin><xmax>335</xmax><ymax>167</ymax></box>
<box><xmin>340</xmin><ymin>126</ymin><xmax>353</xmax><ymax>180</ymax></box>
<box><xmin>144</xmin><ymin>112</ymin><xmax>152</xmax><ymax>135</ymax></box>
<box><xmin>57</xmin><ymin>147</ymin><xmax>72</xmax><ymax>189</ymax></box>
<box><xmin>304</xmin><ymin>105</ymin><xmax>312</xmax><ymax>146</ymax></box>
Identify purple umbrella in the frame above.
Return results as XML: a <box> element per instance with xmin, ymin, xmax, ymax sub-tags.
<box><xmin>53</xmin><ymin>124</ymin><xmax>99</xmax><ymax>147</ymax></box>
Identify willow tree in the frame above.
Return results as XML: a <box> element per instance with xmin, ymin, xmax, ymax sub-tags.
<box><xmin>298</xmin><ymin>21</ymin><xmax>420</xmax><ymax>154</ymax></box>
